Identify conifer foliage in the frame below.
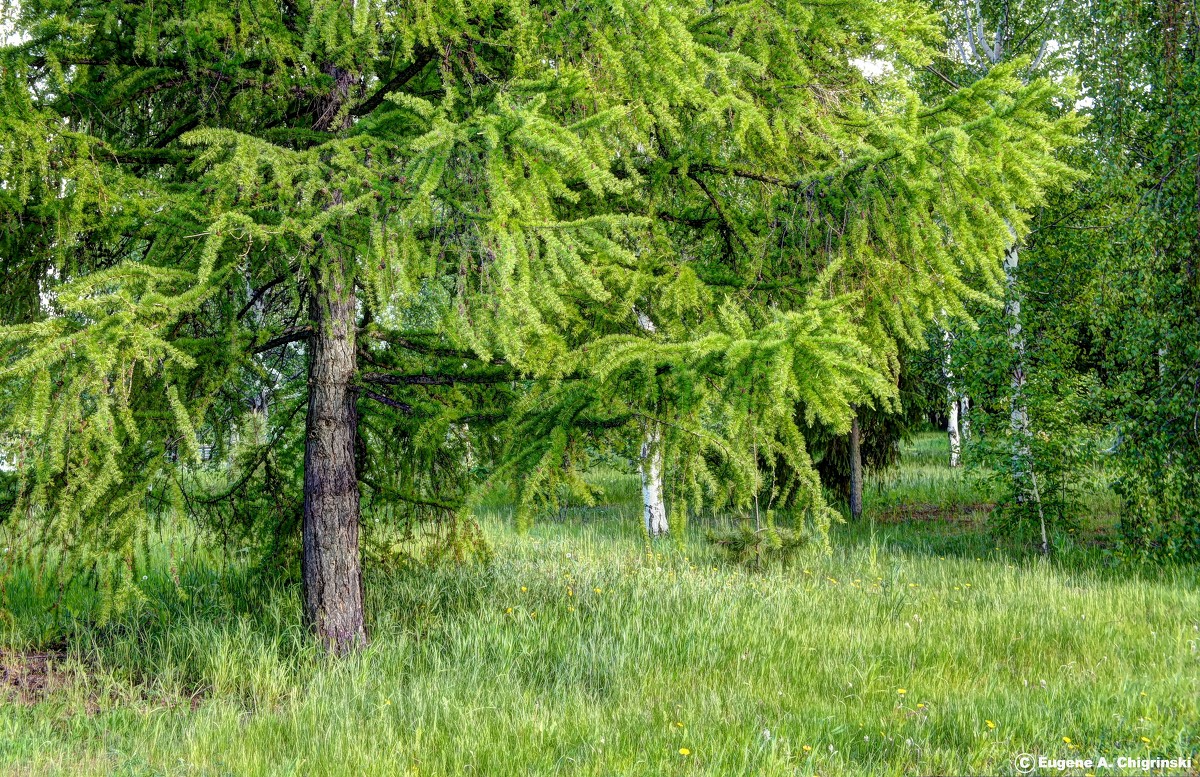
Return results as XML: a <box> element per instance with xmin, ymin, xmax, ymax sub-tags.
<box><xmin>1</xmin><ymin>0</ymin><xmax>1078</xmax><ymax>651</ymax></box>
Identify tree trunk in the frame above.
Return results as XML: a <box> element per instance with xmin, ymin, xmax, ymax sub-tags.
<box><xmin>848</xmin><ymin>416</ymin><xmax>863</xmax><ymax>520</ymax></box>
<box><xmin>947</xmin><ymin>386</ymin><xmax>962</xmax><ymax>468</ymax></box>
<box><xmin>1003</xmin><ymin>240</ymin><xmax>1048</xmax><ymax>554</ymax></box>
<box><xmin>640</xmin><ymin>424</ymin><xmax>669</xmax><ymax>537</ymax></box>
<box><xmin>302</xmin><ymin>256</ymin><xmax>367</xmax><ymax>654</ymax></box>
<box><xmin>633</xmin><ymin>307</ymin><xmax>668</xmax><ymax>537</ymax></box>
<box><xmin>942</xmin><ymin>325</ymin><xmax>963</xmax><ymax>468</ymax></box>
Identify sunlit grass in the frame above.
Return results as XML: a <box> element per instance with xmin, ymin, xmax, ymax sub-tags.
<box><xmin>1</xmin><ymin>435</ymin><xmax>1196</xmax><ymax>776</ymax></box>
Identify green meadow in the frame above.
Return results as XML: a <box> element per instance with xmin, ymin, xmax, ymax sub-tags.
<box><xmin>2</xmin><ymin>434</ymin><xmax>1197</xmax><ymax>776</ymax></box>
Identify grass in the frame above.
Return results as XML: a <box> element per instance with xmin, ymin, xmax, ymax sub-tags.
<box><xmin>1</xmin><ymin>434</ymin><xmax>1197</xmax><ymax>776</ymax></box>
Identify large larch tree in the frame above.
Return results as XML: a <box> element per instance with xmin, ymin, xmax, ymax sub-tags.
<box><xmin>1</xmin><ymin>0</ymin><xmax>1078</xmax><ymax>652</ymax></box>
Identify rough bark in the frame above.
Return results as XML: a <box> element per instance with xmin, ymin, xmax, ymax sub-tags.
<box><xmin>302</xmin><ymin>256</ymin><xmax>367</xmax><ymax>654</ymax></box>
<box><xmin>848</xmin><ymin>416</ymin><xmax>863</xmax><ymax>520</ymax></box>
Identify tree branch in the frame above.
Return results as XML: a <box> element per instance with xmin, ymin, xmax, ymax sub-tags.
<box><xmin>351</xmin><ymin>50</ymin><xmax>435</xmax><ymax>117</ymax></box>
<box><xmin>360</xmin><ymin>388</ymin><xmax>415</xmax><ymax>414</ymax></box>
<box><xmin>253</xmin><ymin>326</ymin><xmax>312</xmax><ymax>353</ymax></box>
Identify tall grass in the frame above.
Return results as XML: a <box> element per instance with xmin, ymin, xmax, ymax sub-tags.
<box><xmin>1</xmin><ymin>436</ymin><xmax>1196</xmax><ymax>776</ymax></box>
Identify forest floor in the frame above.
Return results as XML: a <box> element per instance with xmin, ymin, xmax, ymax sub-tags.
<box><xmin>1</xmin><ymin>434</ymin><xmax>1197</xmax><ymax>776</ymax></box>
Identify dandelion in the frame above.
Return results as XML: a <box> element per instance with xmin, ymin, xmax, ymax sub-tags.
<box><xmin>1063</xmin><ymin>737</ymin><xmax>1072</xmax><ymax>744</ymax></box>
<box><xmin>897</xmin><ymin>688</ymin><xmax>906</xmax><ymax>695</ymax></box>
<box><xmin>521</xmin><ymin>586</ymin><xmax>528</xmax><ymax>592</ymax></box>
<box><xmin>1141</xmin><ymin>737</ymin><xmax>1150</xmax><ymax>744</ymax></box>
<box><xmin>594</xmin><ymin>588</ymin><xmax>602</xmax><ymax>594</ymax></box>
<box><xmin>679</xmin><ymin>748</ymin><xmax>691</xmax><ymax>756</ymax></box>
<box><xmin>916</xmin><ymin>703</ymin><xmax>925</xmax><ymax>709</ymax></box>
<box><xmin>505</xmin><ymin>607</ymin><xmax>513</xmax><ymax>614</ymax></box>
<box><xmin>568</xmin><ymin>589</ymin><xmax>573</xmax><ymax>597</ymax></box>
<box><xmin>674</xmin><ymin>721</ymin><xmax>683</xmax><ymax>728</ymax></box>
<box><xmin>803</xmin><ymin>745</ymin><xmax>812</xmax><ymax>752</ymax></box>
<box><xmin>986</xmin><ymin>720</ymin><xmax>996</xmax><ymax>729</ymax></box>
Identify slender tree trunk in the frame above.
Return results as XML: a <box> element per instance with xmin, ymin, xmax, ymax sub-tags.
<box><xmin>302</xmin><ymin>256</ymin><xmax>367</xmax><ymax>654</ymax></box>
<box><xmin>942</xmin><ymin>325</ymin><xmax>962</xmax><ymax>468</ymax></box>
<box><xmin>640</xmin><ymin>424</ymin><xmax>669</xmax><ymax>537</ymax></box>
<box><xmin>947</xmin><ymin>386</ymin><xmax>962</xmax><ymax>468</ymax></box>
<box><xmin>1003</xmin><ymin>240</ymin><xmax>1048</xmax><ymax>554</ymax></box>
<box><xmin>848</xmin><ymin>416</ymin><xmax>863</xmax><ymax>520</ymax></box>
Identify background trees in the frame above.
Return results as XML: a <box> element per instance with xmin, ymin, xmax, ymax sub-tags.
<box><xmin>928</xmin><ymin>0</ymin><xmax>1199</xmax><ymax>558</ymax></box>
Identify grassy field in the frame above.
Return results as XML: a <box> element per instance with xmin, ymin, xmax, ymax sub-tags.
<box><xmin>1</xmin><ymin>434</ymin><xmax>1197</xmax><ymax>776</ymax></box>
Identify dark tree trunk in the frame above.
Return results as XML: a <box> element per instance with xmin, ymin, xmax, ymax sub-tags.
<box><xmin>302</xmin><ymin>255</ymin><xmax>367</xmax><ymax>654</ymax></box>
<box><xmin>849</xmin><ymin>416</ymin><xmax>863</xmax><ymax>520</ymax></box>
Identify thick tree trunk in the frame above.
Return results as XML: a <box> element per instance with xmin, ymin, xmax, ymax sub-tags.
<box><xmin>302</xmin><ymin>257</ymin><xmax>367</xmax><ymax>654</ymax></box>
<box><xmin>1003</xmin><ymin>240</ymin><xmax>1048</xmax><ymax>554</ymax></box>
<box><xmin>640</xmin><ymin>424</ymin><xmax>669</xmax><ymax>537</ymax></box>
<box><xmin>633</xmin><ymin>307</ymin><xmax>668</xmax><ymax>537</ymax></box>
<box><xmin>848</xmin><ymin>416</ymin><xmax>863</xmax><ymax>520</ymax></box>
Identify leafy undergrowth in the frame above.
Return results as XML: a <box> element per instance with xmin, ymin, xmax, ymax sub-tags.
<box><xmin>1</xmin><ymin>438</ymin><xmax>1197</xmax><ymax>776</ymax></box>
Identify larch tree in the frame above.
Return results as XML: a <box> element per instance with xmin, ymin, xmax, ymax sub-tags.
<box><xmin>1</xmin><ymin>0</ymin><xmax>1079</xmax><ymax>653</ymax></box>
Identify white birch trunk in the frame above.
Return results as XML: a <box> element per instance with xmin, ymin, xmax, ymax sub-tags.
<box><xmin>947</xmin><ymin>391</ymin><xmax>962</xmax><ymax>468</ymax></box>
<box><xmin>634</xmin><ymin>307</ymin><xmax>668</xmax><ymax>537</ymax></box>
<box><xmin>941</xmin><ymin>325</ymin><xmax>963</xmax><ymax>468</ymax></box>
<box><xmin>959</xmin><ymin>395</ymin><xmax>971</xmax><ymax>440</ymax></box>
<box><xmin>640</xmin><ymin>425</ymin><xmax>669</xmax><ymax>537</ymax></box>
<box><xmin>1004</xmin><ymin>240</ymin><xmax>1048</xmax><ymax>552</ymax></box>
